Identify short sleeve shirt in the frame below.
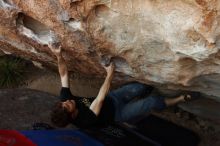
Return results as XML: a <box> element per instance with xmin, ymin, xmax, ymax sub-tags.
<box><xmin>59</xmin><ymin>87</ymin><xmax>98</xmax><ymax>128</ymax></box>
<box><xmin>59</xmin><ymin>87</ymin><xmax>115</xmax><ymax>128</ymax></box>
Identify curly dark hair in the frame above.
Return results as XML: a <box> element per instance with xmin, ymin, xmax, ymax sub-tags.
<box><xmin>51</xmin><ymin>102</ymin><xmax>72</xmax><ymax>127</ymax></box>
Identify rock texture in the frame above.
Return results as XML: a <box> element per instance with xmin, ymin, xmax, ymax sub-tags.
<box><xmin>0</xmin><ymin>88</ymin><xmax>58</xmax><ymax>130</ymax></box>
<box><xmin>0</xmin><ymin>0</ymin><xmax>220</xmax><ymax>100</ymax></box>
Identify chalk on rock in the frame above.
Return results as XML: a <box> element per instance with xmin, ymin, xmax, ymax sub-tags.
<box><xmin>48</xmin><ymin>31</ymin><xmax>61</xmax><ymax>47</ymax></box>
<box><xmin>100</xmin><ymin>54</ymin><xmax>112</xmax><ymax>67</ymax></box>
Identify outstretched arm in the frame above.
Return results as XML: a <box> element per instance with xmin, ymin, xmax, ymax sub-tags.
<box><xmin>90</xmin><ymin>63</ymin><xmax>114</xmax><ymax>116</ymax></box>
<box><xmin>48</xmin><ymin>43</ymin><xmax>69</xmax><ymax>88</ymax></box>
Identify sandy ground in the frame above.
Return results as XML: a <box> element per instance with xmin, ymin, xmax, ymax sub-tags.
<box><xmin>0</xmin><ymin>66</ymin><xmax>220</xmax><ymax>146</ymax></box>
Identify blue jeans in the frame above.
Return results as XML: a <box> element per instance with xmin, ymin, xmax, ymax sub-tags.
<box><xmin>107</xmin><ymin>83</ymin><xmax>166</xmax><ymax>122</ymax></box>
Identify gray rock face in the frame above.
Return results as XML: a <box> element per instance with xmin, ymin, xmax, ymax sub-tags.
<box><xmin>0</xmin><ymin>88</ymin><xmax>58</xmax><ymax>130</ymax></box>
<box><xmin>0</xmin><ymin>0</ymin><xmax>220</xmax><ymax>100</ymax></box>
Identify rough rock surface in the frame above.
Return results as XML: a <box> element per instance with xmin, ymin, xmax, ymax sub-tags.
<box><xmin>0</xmin><ymin>0</ymin><xmax>220</xmax><ymax>100</ymax></box>
<box><xmin>0</xmin><ymin>88</ymin><xmax>58</xmax><ymax>130</ymax></box>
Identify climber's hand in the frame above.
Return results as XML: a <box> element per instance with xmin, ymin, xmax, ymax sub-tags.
<box><xmin>48</xmin><ymin>42</ymin><xmax>62</xmax><ymax>57</ymax></box>
<box><xmin>104</xmin><ymin>62</ymin><xmax>114</xmax><ymax>77</ymax></box>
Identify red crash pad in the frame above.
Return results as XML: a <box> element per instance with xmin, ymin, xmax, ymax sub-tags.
<box><xmin>0</xmin><ymin>130</ymin><xmax>36</xmax><ymax>146</ymax></box>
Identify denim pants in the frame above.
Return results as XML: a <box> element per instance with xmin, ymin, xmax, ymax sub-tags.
<box><xmin>107</xmin><ymin>82</ymin><xmax>166</xmax><ymax>122</ymax></box>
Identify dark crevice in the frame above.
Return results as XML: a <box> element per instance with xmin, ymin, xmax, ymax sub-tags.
<box><xmin>112</xmin><ymin>56</ymin><xmax>133</xmax><ymax>76</ymax></box>
<box><xmin>100</xmin><ymin>55</ymin><xmax>133</xmax><ymax>74</ymax></box>
<box><xmin>16</xmin><ymin>13</ymin><xmax>50</xmax><ymax>35</ymax></box>
<box><xmin>69</xmin><ymin>18</ymin><xmax>75</xmax><ymax>21</ymax></box>
<box><xmin>2</xmin><ymin>0</ymin><xmax>13</xmax><ymax>5</ymax></box>
<box><xmin>16</xmin><ymin>13</ymin><xmax>56</xmax><ymax>44</ymax></box>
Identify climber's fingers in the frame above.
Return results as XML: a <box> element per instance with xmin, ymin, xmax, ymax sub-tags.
<box><xmin>48</xmin><ymin>42</ymin><xmax>62</xmax><ymax>57</ymax></box>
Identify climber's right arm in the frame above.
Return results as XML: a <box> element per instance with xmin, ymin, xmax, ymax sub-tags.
<box><xmin>48</xmin><ymin>43</ymin><xmax>69</xmax><ymax>88</ymax></box>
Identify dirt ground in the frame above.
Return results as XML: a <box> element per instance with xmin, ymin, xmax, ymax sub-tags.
<box><xmin>153</xmin><ymin>109</ymin><xmax>220</xmax><ymax>146</ymax></box>
<box><xmin>0</xmin><ymin>66</ymin><xmax>220</xmax><ymax>146</ymax></box>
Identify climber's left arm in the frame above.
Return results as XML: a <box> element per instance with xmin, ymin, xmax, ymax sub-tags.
<box><xmin>90</xmin><ymin>63</ymin><xmax>114</xmax><ymax>116</ymax></box>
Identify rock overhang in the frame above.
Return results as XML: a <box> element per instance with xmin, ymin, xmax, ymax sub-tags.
<box><xmin>0</xmin><ymin>0</ymin><xmax>220</xmax><ymax>101</ymax></box>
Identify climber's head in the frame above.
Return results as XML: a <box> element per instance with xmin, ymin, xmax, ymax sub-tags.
<box><xmin>51</xmin><ymin>100</ymin><xmax>78</xmax><ymax>127</ymax></box>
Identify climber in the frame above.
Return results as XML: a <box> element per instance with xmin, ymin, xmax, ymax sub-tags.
<box><xmin>49</xmin><ymin>43</ymin><xmax>196</xmax><ymax>128</ymax></box>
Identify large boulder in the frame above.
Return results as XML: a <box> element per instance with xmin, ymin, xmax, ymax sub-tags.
<box><xmin>0</xmin><ymin>0</ymin><xmax>220</xmax><ymax>100</ymax></box>
<box><xmin>0</xmin><ymin>88</ymin><xmax>58</xmax><ymax>130</ymax></box>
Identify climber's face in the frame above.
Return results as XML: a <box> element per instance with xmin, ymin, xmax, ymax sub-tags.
<box><xmin>62</xmin><ymin>100</ymin><xmax>76</xmax><ymax>113</ymax></box>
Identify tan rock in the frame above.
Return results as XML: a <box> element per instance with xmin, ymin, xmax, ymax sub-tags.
<box><xmin>0</xmin><ymin>0</ymin><xmax>220</xmax><ymax>100</ymax></box>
